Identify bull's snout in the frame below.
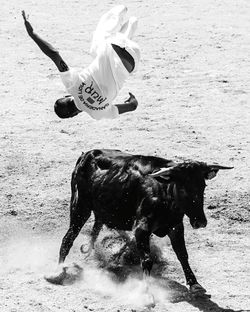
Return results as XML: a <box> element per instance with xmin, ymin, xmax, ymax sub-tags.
<box><xmin>191</xmin><ymin>218</ymin><xmax>207</xmax><ymax>229</ymax></box>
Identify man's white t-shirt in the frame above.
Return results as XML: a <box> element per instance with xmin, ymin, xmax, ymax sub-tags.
<box><xmin>60</xmin><ymin>5</ymin><xmax>140</xmax><ymax>120</ymax></box>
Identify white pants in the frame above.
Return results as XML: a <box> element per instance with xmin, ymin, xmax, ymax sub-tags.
<box><xmin>90</xmin><ymin>5</ymin><xmax>140</xmax><ymax>70</ymax></box>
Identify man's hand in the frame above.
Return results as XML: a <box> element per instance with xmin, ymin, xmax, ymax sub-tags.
<box><xmin>22</xmin><ymin>10</ymin><xmax>34</xmax><ymax>36</ymax></box>
<box><xmin>115</xmin><ymin>92</ymin><xmax>138</xmax><ymax>115</ymax></box>
<box><xmin>125</xmin><ymin>92</ymin><xmax>138</xmax><ymax>110</ymax></box>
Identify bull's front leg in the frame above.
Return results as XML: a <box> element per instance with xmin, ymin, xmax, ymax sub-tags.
<box><xmin>168</xmin><ymin>222</ymin><xmax>207</xmax><ymax>296</ymax></box>
<box><xmin>134</xmin><ymin>217</ymin><xmax>153</xmax><ymax>274</ymax></box>
<box><xmin>134</xmin><ymin>219</ymin><xmax>156</xmax><ymax>309</ymax></box>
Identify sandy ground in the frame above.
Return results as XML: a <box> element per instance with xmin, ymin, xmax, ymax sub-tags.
<box><xmin>0</xmin><ymin>0</ymin><xmax>250</xmax><ymax>311</ymax></box>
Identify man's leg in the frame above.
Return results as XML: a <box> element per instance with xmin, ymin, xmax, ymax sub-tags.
<box><xmin>90</xmin><ymin>5</ymin><xmax>127</xmax><ymax>57</ymax></box>
<box><xmin>22</xmin><ymin>11</ymin><xmax>68</xmax><ymax>72</ymax></box>
<box><xmin>111</xmin><ymin>44</ymin><xmax>135</xmax><ymax>73</ymax></box>
<box><xmin>120</xmin><ymin>16</ymin><xmax>138</xmax><ymax>40</ymax></box>
<box><xmin>111</xmin><ymin>16</ymin><xmax>139</xmax><ymax>73</ymax></box>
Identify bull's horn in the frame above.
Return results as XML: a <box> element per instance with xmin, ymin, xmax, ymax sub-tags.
<box><xmin>150</xmin><ymin>166</ymin><xmax>175</xmax><ymax>177</ymax></box>
<box><xmin>208</xmin><ymin>165</ymin><xmax>234</xmax><ymax>170</ymax></box>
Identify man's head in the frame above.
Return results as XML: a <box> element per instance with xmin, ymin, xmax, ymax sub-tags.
<box><xmin>54</xmin><ymin>96</ymin><xmax>81</xmax><ymax>119</ymax></box>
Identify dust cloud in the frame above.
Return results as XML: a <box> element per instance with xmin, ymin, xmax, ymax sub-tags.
<box><xmin>0</xmin><ymin>232</ymin><xmax>172</xmax><ymax>309</ymax></box>
<box><xmin>0</xmin><ymin>233</ymin><xmax>59</xmax><ymax>274</ymax></box>
<box><xmin>79</xmin><ymin>265</ymin><xmax>170</xmax><ymax>308</ymax></box>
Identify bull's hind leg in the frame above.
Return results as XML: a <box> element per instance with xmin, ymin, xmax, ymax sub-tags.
<box><xmin>80</xmin><ymin>218</ymin><xmax>103</xmax><ymax>258</ymax></box>
<box><xmin>59</xmin><ymin>195</ymin><xmax>91</xmax><ymax>264</ymax></box>
<box><xmin>45</xmin><ymin>192</ymin><xmax>91</xmax><ymax>285</ymax></box>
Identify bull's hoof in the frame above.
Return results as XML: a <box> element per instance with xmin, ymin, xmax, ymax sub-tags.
<box><xmin>141</xmin><ymin>257</ymin><xmax>153</xmax><ymax>274</ymax></box>
<box><xmin>44</xmin><ymin>268</ymin><xmax>67</xmax><ymax>285</ymax></box>
<box><xmin>190</xmin><ymin>283</ymin><xmax>211</xmax><ymax>298</ymax></box>
<box><xmin>144</xmin><ymin>293</ymin><xmax>156</xmax><ymax>309</ymax></box>
<box><xmin>140</xmin><ymin>283</ymin><xmax>156</xmax><ymax>309</ymax></box>
<box><xmin>44</xmin><ymin>263</ymin><xmax>83</xmax><ymax>285</ymax></box>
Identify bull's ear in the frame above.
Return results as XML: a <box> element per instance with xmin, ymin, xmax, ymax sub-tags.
<box><xmin>150</xmin><ymin>166</ymin><xmax>175</xmax><ymax>180</ymax></box>
<box><xmin>204</xmin><ymin>165</ymin><xmax>233</xmax><ymax>180</ymax></box>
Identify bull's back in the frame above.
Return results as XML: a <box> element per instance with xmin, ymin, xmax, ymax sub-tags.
<box><xmin>77</xmin><ymin>149</ymin><xmax>174</xmax><ymax>174</ymax></box>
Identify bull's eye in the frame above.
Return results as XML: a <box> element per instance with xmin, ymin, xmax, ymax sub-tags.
<box><xmin>179</xmin><ymin>189</ymin><xmax>187</xmax><ymax>197</ymax></box>
<box><xmin>192</xmin><ymin>194</ymin><xmax>202</xmax><ymax>204</ymax></box>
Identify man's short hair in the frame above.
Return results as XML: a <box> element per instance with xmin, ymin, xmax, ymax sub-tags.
<box><xmin>54</xmin><ymin>96</ymin><xmax>79</xmax><ymax>118</ymax></box>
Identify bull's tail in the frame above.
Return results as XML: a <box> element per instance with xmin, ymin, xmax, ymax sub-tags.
<box><xmin>70</xmin><ymin>150</ymin><xmax>103</xmax><ymax>207</ymax></box>
<box><xmin>69</xmin><ymin>152</ymin><xmax>87</xmax><ymax>208</ymax></box>
<box><xmin>70</xmin><ymin>171</ymin><xmax>78</xmax><ymax>208</ymax></box>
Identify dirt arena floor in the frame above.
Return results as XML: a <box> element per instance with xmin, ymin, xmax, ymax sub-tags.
<box><xmin>1</xmin><ymin>0</ymin><xmax>250</xmax><ymax>311</ymax></box>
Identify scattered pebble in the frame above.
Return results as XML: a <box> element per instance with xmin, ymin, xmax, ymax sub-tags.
<box><xmin>9</xmin><ymin>210</ymin><xmax>18</xmax><ymax>216</ymax></box>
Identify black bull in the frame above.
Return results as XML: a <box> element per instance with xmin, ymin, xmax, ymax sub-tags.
<box><xmin>58</xmin><ymin>149</ymin><xmax>232</xmax><ymax>293</ymax></box>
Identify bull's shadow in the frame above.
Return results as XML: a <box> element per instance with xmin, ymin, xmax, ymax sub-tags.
<box><xmin>151</xmin><ymin>275</ymin><xmax>245</xmax><ymax>312</ymax></box>
<box><xmin>92</xmin><ymin>235</ymin><xmax>245</xmax><ymax>312</ymax></box>
<box><xmin>106</xmin><ymin>266</ymin><xmax>244</xmax><ymax>312</ymax></box>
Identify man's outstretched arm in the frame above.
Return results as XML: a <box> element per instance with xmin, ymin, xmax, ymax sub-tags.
<box><xmin>115</xmin><ymin>92</ymin><xmax>138</xmax><ymax>115</ymax></box>
<box><xmin>22</xmin><ymin>10</ymin><xmax>69</xmax><ymax>72</ymax></box>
